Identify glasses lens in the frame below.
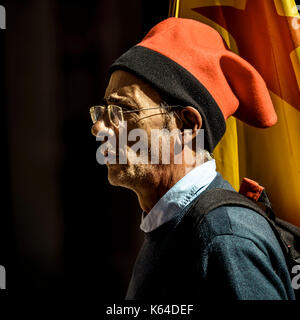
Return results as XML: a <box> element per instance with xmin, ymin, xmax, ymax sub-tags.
<box><xmin>90</xmin><ymin>106</ymin><xmax>104</xmax><ymax>123</ymax></box>
<box><xmin>109</xmin><ymin>105</ymin><xmax>123</xmax><ymax>128</ymax></box>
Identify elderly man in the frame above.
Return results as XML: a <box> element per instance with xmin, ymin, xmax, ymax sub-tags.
<box><xmin>91</xmin><ymin>18</ymin><xmax>295</xmax><ymax>300</ymax></box>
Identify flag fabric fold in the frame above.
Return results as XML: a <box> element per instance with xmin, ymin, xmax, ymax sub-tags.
<box><xmin>169</xmin><ymin>0</ymin><xmax>300</xmax><ymax>226</ymax></box>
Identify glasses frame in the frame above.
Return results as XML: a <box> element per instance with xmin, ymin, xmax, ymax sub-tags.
<box><xmin>90</xmin><ymin>104</ymin><xmax>182</xmax><ymax>128</ymax></box>
<box><xmin>90</xmin><ymin>105</ymin><xmax>124</xmax><ymax>128</ymax></box>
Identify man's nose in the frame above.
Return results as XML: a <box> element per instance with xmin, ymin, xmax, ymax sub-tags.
<box><xmin>91</xmin><ymin>119</ymin><xmax>117</xmax><ymax>147</ymax></box>
<box><xmin>91</xmin><ymin>117</ymin><xmax>111</xmax><ymax>137</ymax></box>
<box><xmin>91</xmin><ymin>120</ymin><xmax>102</xmax><ymax>137</ymax></box>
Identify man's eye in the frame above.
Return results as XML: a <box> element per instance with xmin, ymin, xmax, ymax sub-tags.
<box><xmin>120</xmin><ymin>104</ymin><xmax>135</xmax><ymax>112</ymax></box>
<box><xmin>121</xmin><ymin>105</ymin><xmax>131</xmax><ymax>111</ymax></box>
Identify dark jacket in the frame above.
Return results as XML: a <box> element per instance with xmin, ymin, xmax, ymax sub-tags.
<box><xmin>126</xmin><ymin>173</ymin><xmax>295</xmax><ymax>300</ymax></box>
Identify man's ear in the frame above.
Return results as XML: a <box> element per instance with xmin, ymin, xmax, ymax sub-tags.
<box><xmin>177</xmin><ymin>107</ymin><xmax>202</xmax><ymax>133</ymax></box>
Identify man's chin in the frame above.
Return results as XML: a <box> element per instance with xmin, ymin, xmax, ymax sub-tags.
<box><xmin>106</xmin><ymin>163</ymin><xmax>129</xmax><ymax>186</ymax></box>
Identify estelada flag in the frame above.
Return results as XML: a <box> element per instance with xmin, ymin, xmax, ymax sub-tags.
<box><xmin>169</xmin><ymin>0</ymin><xmax>300</xmax><ymax>227</ymax></box>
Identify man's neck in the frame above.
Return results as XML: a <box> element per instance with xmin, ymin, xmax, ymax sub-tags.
<box><xmin>135</xmin><ymin>164</ymin><xmax>198</xmax><ymax>213</ymax></box>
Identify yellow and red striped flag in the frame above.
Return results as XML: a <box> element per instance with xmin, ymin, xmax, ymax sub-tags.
<box><xmin>169</xmin><ymin>0</ymin><xmax>300</xmax><ymax>226</ymax></box>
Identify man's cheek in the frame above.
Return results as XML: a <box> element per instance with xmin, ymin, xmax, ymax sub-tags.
<box><xmin>127</xmin><ymin>128</ymin><xmax>149</xmax><ymax>164</ymax></box>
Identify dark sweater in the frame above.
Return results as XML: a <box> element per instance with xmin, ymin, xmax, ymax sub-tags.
<box><xmin>126</xmin><ymin>174</ymin><xmax>295</xmax><ymax>300</ymax></box>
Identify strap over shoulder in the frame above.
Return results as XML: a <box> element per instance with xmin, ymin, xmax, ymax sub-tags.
<box><xmin>184</xmin><ymin>187</ymin><xmax>291</xmax><ymax>262</ymax></box>
<box><xmin>185</xmin><ymin>188</ymin><xmax>268</xmax><ymax>225</ymax></box>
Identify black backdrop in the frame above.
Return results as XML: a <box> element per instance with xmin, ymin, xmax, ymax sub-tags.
<box><xmin>0</xmin><ymin>0</ymin><xmax>169</xmax><ymax>296</ymax></box>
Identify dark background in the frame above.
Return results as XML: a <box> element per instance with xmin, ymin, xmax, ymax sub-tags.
<box><xmin>0</xmin><ymin>0</ymin><xmax>169</xmax><ymax>296</ymax></box>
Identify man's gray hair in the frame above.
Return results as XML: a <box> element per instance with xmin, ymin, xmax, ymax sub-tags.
<box><xmin>160</xmin><ymin>101</ymin><xmax>214</xmax><ymax>163</ymax></box>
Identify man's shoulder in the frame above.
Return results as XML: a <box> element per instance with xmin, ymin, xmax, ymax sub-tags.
<box><xmin>185</xmin><ymin>173</ymin><xmax>279</xmax><ymax>250</ymax></box>
<box><xmin>180</xmin><ymin>172</ymin><xmax>284</xmax><ymax>258</ymax></box>
<box><xmin>198</xmin><ymin>204</ymin><xmax>272</xmax><ymax>239</ymax></box>
<box><xmin>190</xmin><ymin>204</ymin><xmax>282</xmax><ymax>256</ymax></box>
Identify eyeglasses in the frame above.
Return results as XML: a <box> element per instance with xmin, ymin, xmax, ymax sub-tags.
<box><xmin>89</xmin><ymin>104</ymin><xmax>181</xmax><ymax>128</ymax></box>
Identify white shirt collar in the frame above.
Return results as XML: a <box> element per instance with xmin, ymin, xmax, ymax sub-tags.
<box><xmin>140</xmin><ymin>159</ymin><xmax>217</xmax><ymax>233</ymax></box>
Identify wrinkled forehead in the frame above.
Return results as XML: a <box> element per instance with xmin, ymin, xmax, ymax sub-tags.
<box><xmin>104</xmin><ymin>70</ymin><xmax>162</xmax><ymax>104</ymax></box>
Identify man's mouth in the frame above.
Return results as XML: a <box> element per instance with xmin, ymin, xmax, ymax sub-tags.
<box><xmin>104</xmin><ymin>150</ymin><xmax>118</xmax><ymax>157</ymax></box>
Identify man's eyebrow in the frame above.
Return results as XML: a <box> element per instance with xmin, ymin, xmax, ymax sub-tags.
<box><xmin>105</xmin><ymin>96</ymin><xmax>139</xmax><ymax>108</ymax></box>
<box><xmin>106</xmin><ymin>96</ymin><xmax>120</xmax><ymax>104</ymax></box>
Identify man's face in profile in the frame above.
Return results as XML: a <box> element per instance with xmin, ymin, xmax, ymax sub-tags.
<box><xmin>91</xmin><ymin>70</ymin><xmax>179</xmax><ymax>193</ymax></box>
